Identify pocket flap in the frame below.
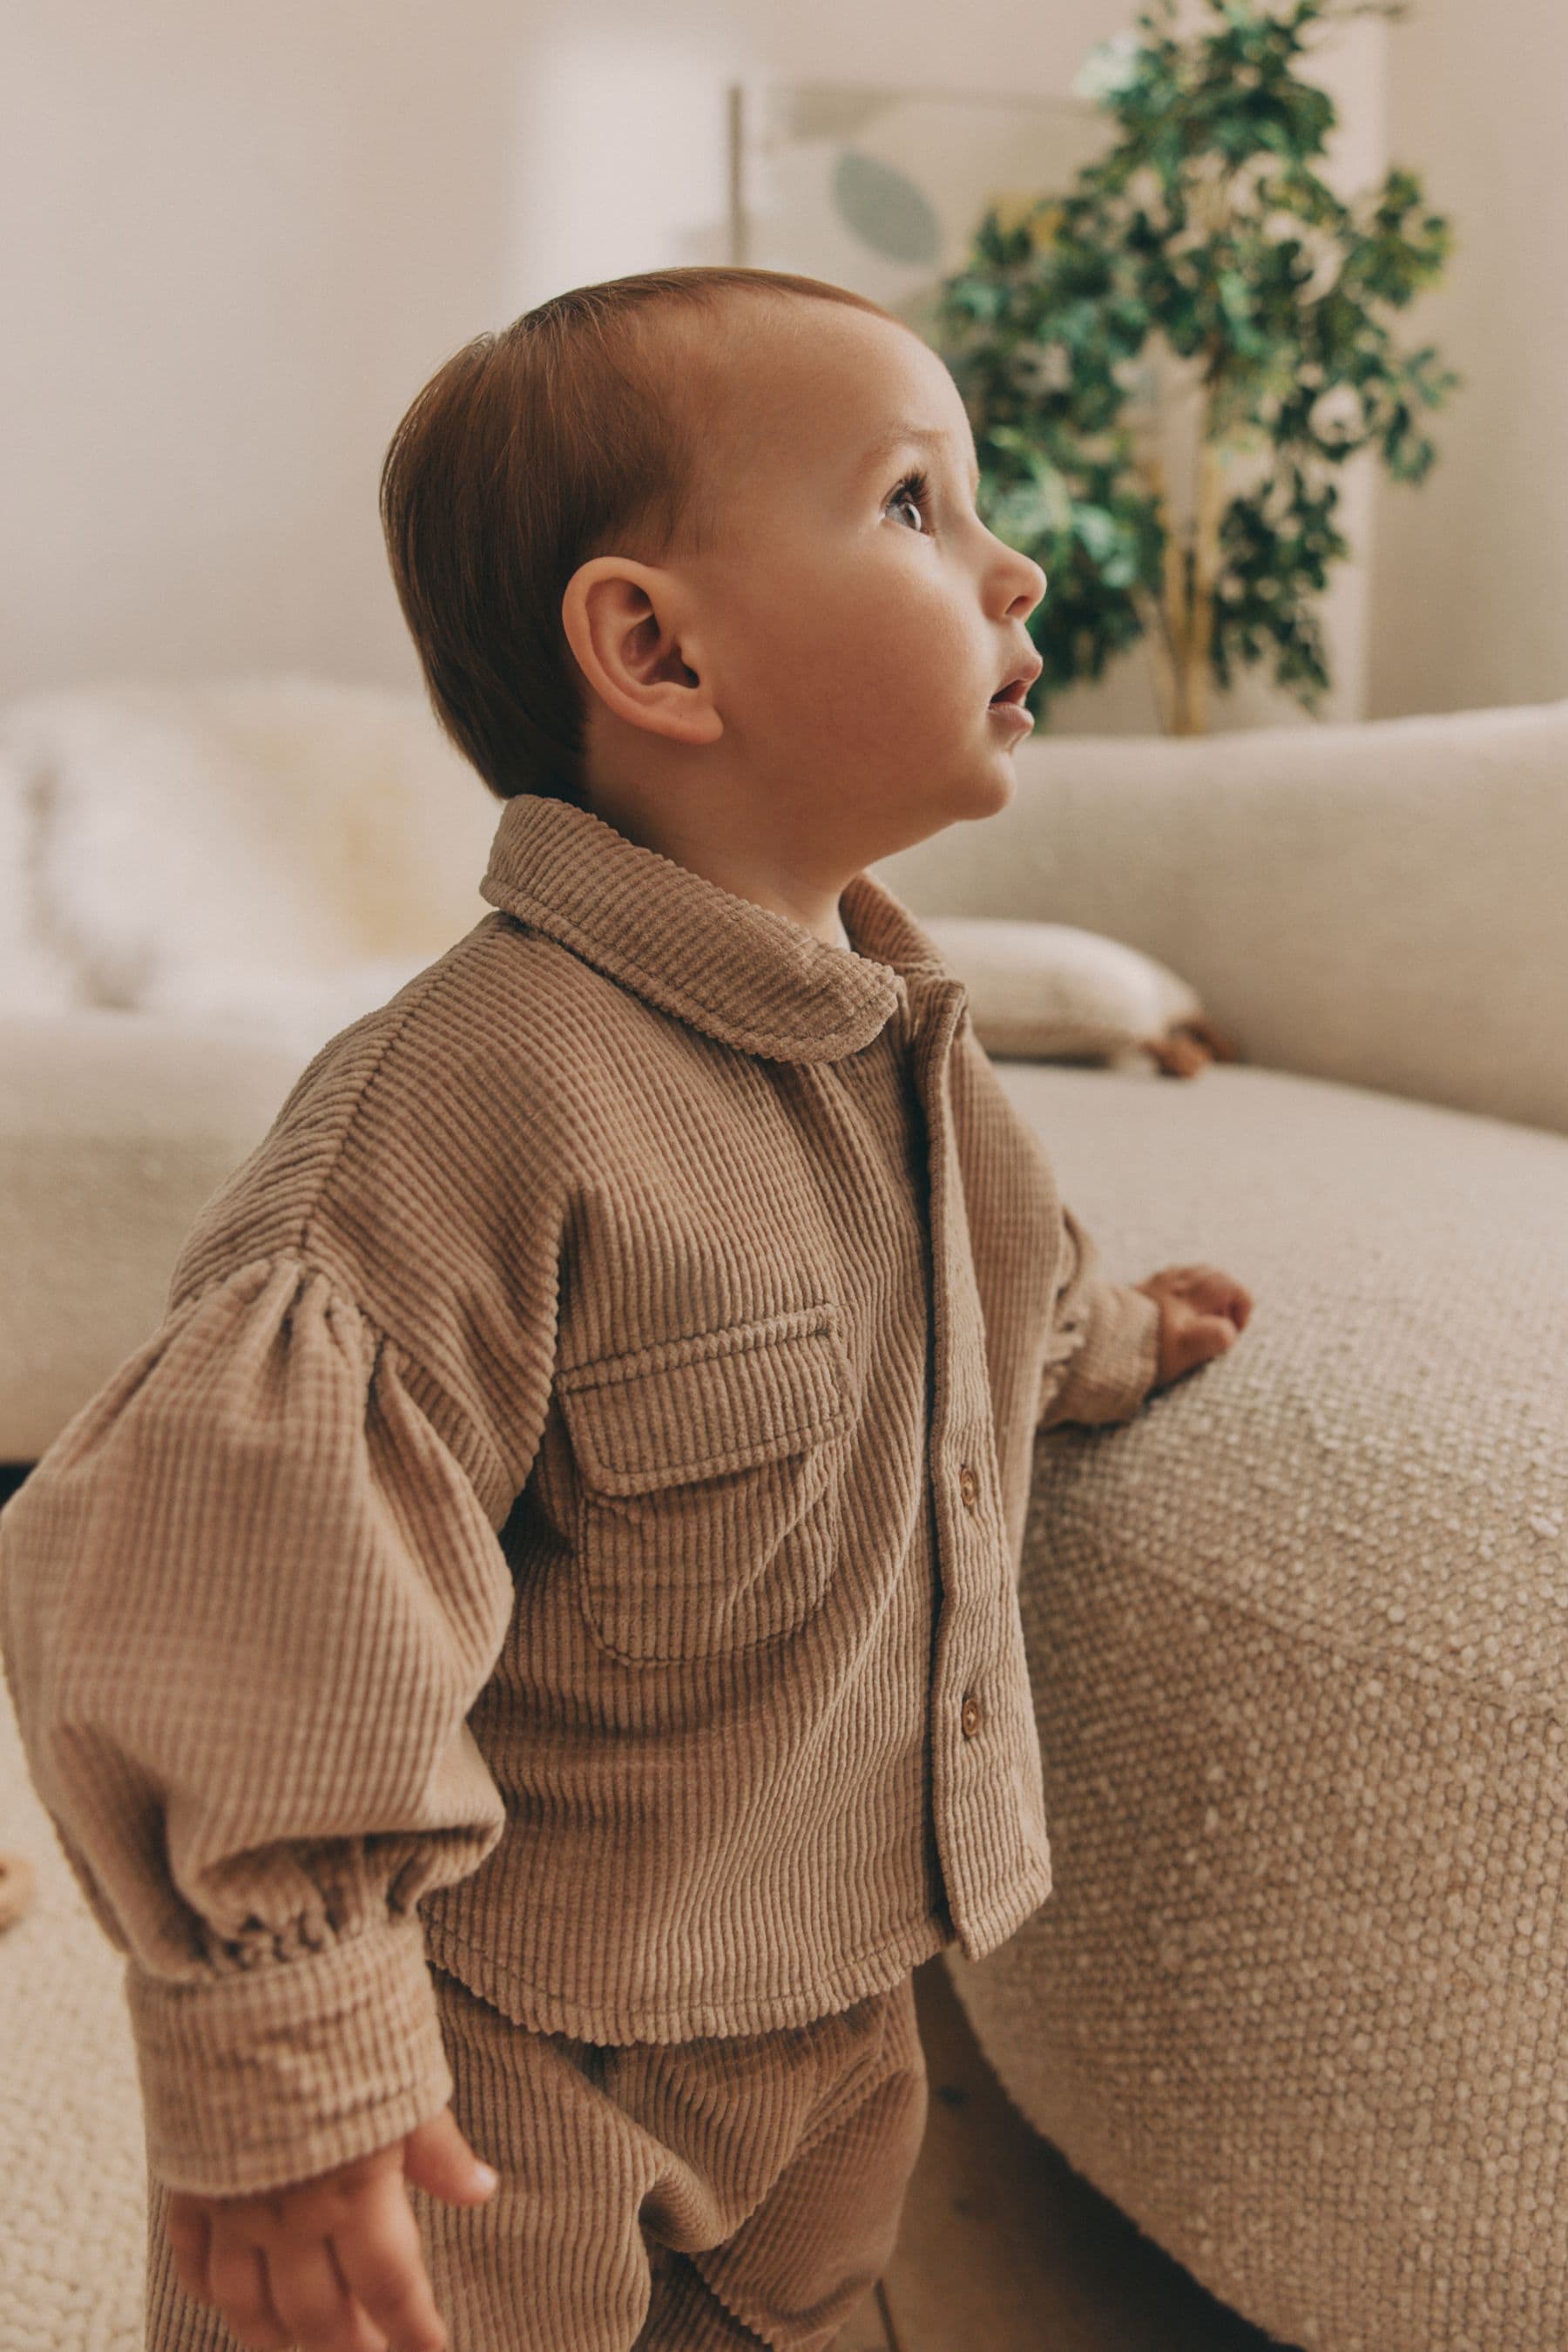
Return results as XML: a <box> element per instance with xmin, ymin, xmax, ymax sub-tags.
<box><xmin>558</xmin><ymin>1303</ymin><xmax>852</xmax><ymax>1496</ymax></box>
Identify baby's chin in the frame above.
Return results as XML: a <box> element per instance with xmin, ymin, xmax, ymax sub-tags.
<box><xmin>967</xmin><ymin>755</ymin><xmax>1022</xmax><ymax>817</ymax></box>
<box><xmin>971</xmin><ymin>720</ymin><xmax>1029</xmax><ymax>788</ymax></box>
<box><xmin>910</xmin><ymin>744</ymin><xmax>1023</xmax><ymax>839</ymax></box>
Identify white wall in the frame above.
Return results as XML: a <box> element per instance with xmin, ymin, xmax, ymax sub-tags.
<box><xmin>3</xmin><ymin>0</ymin><xmax>1165</xmax><ymax>709</ymax></box>
<box><xmin>0</xmin><ymin>0</ymin><xmax>526</xmax><ymax>697</ymax></box>
<box><xmin>1367</xmin><ymin>0</ymin><xmax>1568</xmax><ymax>719</ymax></box>
<box><xmin>3</xmin><ymin>0</ymin><xmax>1538</xmax><ymax>738</ymax></box>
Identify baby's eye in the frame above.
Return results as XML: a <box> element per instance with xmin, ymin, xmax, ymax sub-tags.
<box><xmin>887</xmin><ymin>470</ymin><xmax>931</xmax><ymax>534</ymax></box>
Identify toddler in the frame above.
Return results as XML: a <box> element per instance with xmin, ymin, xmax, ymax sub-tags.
<box><xmin>0</xmin><ymin>264</ymin><xmax>1252</xmax><ymax>2352</ymax></box>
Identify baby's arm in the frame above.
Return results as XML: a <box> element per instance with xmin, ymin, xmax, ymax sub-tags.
<box><xmin>0</xmin><ymin>1253</ymin><xmax>550</xmax><ymax>2344</ymax></box>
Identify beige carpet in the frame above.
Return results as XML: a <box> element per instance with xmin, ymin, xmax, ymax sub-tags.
<box><xmin>1</xmin><ymin>1623</ymin><xmax>146</xmax><ymax>2350</ymax></box>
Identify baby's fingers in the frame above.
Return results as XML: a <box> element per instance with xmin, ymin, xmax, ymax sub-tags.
<box><xmin>163</xmin><ymin>2193</ymin><xmax>215</xmax><ymax>2308</ymax></box>
<box><xmin>276</xmin><ymin>2234</ymin><xmax>395</xmax><ymax>2352</ymax></box>
<box><xmin>332</xmin><ymin>2176</ymin><xmax>449</xmax><ymax>2352</ymax></box>
<box><xmin>205</xmin><ymin>2231</ymin><xmax>295</xmax><ymax>2349</ymax></box>
<box><xmin>1177</xmin><ymin>1265</ymin><xmax>1253</xmax><ymax>1328</ymax></box>
<box><xmin>1166</xmin><ymin>1318</ymin><xmax>1227</xmax><ymax>1378</ymax></box>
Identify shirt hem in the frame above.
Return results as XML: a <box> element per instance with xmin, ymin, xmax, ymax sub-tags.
<box><xmin>948</xmin><ymin>1855</ymin><xmax>1055</xmax><ymax>1962</ymax></box>
<box><xmin>420</xmin><ymin>1906</ymin><xmax>955</xmax><ymax>2043</ymax></box>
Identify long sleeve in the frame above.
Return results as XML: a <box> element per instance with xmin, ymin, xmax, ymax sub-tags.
<box><xmin>0</xmin><ymin>1254</ymin><xmax>527</xmax><ymax>2197</ymax></box>
<box><xmin>1037</xmin><ymin>1200</ymin><xmax>1162</xmax><ymax>1431</ymax></box>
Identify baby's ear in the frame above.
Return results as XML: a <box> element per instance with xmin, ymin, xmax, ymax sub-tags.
<box><xmin>560</xmin><ymin>558</ymin><xmax>724</xmax><ymax>750</ymax></box>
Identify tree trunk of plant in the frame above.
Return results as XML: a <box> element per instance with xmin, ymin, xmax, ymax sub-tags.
<box><xmin>1132</xmin><ymin>449</ymin><xmax>1183</xmax><ymax>734</ymax></box>
<box><xmin>1136</xmin><ymin>427</ymin><xmax>1227</xmax><ymax>735</ymax></box>
<box><xmin>1178</xmin><ymin>436</ymin><xmax>1226</xmax><ymax>734</ymax></box>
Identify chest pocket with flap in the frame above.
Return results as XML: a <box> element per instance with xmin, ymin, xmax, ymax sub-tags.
<box><xmin>557</xmin><ymin>1301</ymin><xmax>854</xmax><ymax>1666</ymax></box>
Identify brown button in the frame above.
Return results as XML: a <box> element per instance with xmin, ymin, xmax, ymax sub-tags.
<box><xmin>961</xmin><ymin>1693</ymin><xmax>982</xmax><ymax>1739</ymax></box>
<box><xmin>958</xmin><ymin>1464</ymin><xmax>979</xmax><ymax>1511</ymax></box>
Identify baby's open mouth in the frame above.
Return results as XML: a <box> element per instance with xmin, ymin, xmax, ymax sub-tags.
<box><xmin>989</xmin><ymin>679</ymin><xmax>1028</xmax><ymax>706</ymax></box>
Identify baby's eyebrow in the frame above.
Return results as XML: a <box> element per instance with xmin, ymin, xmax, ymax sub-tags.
<box><xmin>856</xmin><ymin>425</ymin><xmax>981</xmax><ymax>494</ymax></box>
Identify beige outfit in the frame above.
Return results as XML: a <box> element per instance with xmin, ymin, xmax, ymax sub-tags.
<box><xmin>0</xmin><ymin>790</ymin><xmax>1159</xmax><ymax>2238</ymax></box>
<box><xmin>142</xmin><ymin>1963</ymin><xmax>928</xmax><ymax>2350</ymax></box>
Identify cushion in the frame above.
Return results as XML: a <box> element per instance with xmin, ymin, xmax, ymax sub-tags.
<box><xmin>920</xmin><ymin>915</ymin><xmax>1224</xmax><ymax>1071</ymax></box>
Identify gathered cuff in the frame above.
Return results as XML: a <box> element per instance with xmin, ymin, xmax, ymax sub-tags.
<box><xmin>1042</xmin><ymin>1279</ymin><xmax>1161</xmax><ymax>1429</ymax></box>
<box><xmin>126</xmin><ymin>1910</ymin><xmax>454</xmax><ymax>2197</ymax></box>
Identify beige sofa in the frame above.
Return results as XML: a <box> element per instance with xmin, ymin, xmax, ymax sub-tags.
<box><xmin>875</xmin><ymin>697</ymin><xmax>1568</xmax><ymax>2352</ymax></box>
<box><xmin>3</xmin><ymin>677</ymin><xmax>1566</xmax><ymax>2351</ymax></box>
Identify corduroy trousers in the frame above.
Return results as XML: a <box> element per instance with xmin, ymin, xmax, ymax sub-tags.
<box><xmin>144</xmin><ymin>1958</ymin><xmax>929</xmax><ymax>2352</ymax></box>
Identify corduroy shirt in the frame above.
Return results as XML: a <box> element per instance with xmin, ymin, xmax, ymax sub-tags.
<box><xmin>0</xmin><ymin>789</ymin><xmax>1161</xmax><ymax>2196</ymax></box>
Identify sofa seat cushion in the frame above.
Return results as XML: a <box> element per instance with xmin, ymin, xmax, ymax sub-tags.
<box><xmin>959</xmin><ymin>1055</ymin><xmax>1568</xmax><ymax>2352</ymax></box>
<box><xmin>0</xmin><ymin>1012</ymin><xmax>315</xmax><ymax>1462</ymax></box>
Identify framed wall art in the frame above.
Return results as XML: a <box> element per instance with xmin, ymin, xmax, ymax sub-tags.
<box><xmin>726</xmin><ymin>78</ymin><xmax>1112</xmax><ymax>341</ymax></box>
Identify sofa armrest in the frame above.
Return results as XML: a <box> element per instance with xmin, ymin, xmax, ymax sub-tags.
<box><xmin>871</xmin><ymin>699</ymin><xmax>1568</xmax><ymax>1137</ymax></box>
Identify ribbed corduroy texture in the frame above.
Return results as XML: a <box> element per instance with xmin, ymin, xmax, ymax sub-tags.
<box><xmin>143</xmin><ymin>1961</ymin><xmax>927</xmax><ymax>2350</ymax></box>
<box><xmin>0</xmin><ymin>790</ymin><xmax>1159</xmax><ymax>2197</ymax></box>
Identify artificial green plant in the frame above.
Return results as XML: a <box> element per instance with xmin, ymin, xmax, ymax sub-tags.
<box><xmin>926</xmin><ymin>0</ymin><xmax>1459</xmax><ymax>733</ymax></box>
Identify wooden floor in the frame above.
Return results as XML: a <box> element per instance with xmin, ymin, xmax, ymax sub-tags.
<box><xmin>848</xmin><ymin>1955</ymin><xmax>1301</xmax><ymax>2352</ymax></box>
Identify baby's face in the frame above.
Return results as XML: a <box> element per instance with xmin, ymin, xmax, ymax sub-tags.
<box><xmin>578</xmin><ymin>300</ymin><xmax>1048</xmax><ymax>877</ymax></box>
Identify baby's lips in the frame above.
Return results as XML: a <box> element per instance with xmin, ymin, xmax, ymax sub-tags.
<box><xmin>990</xmin><ymin>651</ymin><xmax>1044</xmax><ymax>703</ymax></box>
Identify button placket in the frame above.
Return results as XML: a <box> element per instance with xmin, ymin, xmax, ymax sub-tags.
<box><xmin>911</xmin><ymin>974</ymin><xmax>1005</xmax><ymax>1940</ymax></box>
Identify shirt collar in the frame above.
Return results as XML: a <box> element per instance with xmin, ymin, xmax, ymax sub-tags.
<box><xmin>477</xmin><ymin>791</ymin><xmax>961</xmax><ymax>1063</ymax></box>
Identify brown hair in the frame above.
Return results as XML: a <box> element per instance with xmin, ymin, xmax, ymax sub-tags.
<box><xmin>378</xmin><ymin>266</ymin><xmax>900</xmax><ymax>807</ymax></box>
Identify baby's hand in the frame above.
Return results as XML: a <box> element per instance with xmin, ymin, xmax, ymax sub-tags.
<box><xmin>162</xmin><ymin>2104</ymin><xmax>498</xmax><ymax>2352</ymax></box>
<box><xmin>1133</xmin><ymin>1262</ymin><xmax>1253</xmax><ymax>1391</ymax></box>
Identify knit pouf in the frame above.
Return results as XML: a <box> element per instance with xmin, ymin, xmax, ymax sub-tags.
<box><xmin>950</xmin><ymin>1057</ymin><xmax>1568</xmax><ymax>2352</ymax></box>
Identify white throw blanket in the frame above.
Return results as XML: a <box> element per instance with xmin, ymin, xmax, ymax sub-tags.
<box><xmin>0</xmin><ymin>673</ymin><xmax>497</xmax><ymax>1053</ymax></box>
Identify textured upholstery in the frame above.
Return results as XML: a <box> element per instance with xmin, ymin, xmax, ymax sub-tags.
<box><xmin>952</xmin><ymin>1056</ymin><xmax>1568</xmax><ymax>2352</ymax></box>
